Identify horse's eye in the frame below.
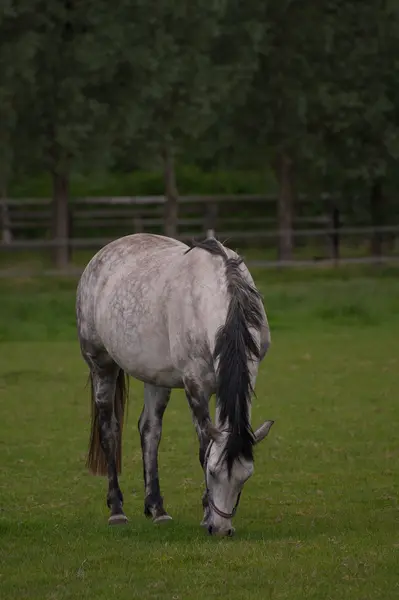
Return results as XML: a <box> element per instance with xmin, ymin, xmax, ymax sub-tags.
<box><xmin>208</xmin><ymin>469</ymin><xmax>217</xmax><ymax>479</ymax></box>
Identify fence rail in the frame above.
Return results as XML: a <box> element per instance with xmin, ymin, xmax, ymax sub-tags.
<box><xmin>1</xmin><ymin>194</ymin><xmax>337</xmax><ymax>244</ymax></box>
<box><xmin>0</xmin><ymin>256</ymin><xmax>398</xmax><ymax>279</ymax></box>
<box><xmin>1</xmin><ymin>195</ymin><xmax>398</xmax><ymax>271</ymax></box>
<box><xmin>1</xmin><ymin>224</ymin><xmax>399</xmax><ymax>249</ymax></box>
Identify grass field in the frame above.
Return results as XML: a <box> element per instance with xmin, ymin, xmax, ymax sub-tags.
<box><xmin>1</xmin><ymin>266</ymin><xmax>399</xmax><ymax>599</ymax></box>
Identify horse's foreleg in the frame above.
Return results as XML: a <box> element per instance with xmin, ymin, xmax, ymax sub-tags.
<box><xmin>138</xmin><ymin>383</ymin><xmax>171</xmax><ymax>523</ymax></box>
<box><xmin>184</xmin><ymin>377</ymin><xmax>212</xmax><ymax>527</ymax></box>
<box><xmin>90</xmin><ymin>361</ymin><xmax>127</xmax><ymax>525</ymax></box>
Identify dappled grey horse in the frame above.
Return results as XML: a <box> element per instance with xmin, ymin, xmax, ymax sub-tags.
<box><xmin>76</xmin><ymin>233</ymin><xmax>273</xmax><ymax>536</ymax></box>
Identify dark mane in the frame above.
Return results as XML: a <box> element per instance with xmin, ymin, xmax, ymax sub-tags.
<box><xmin>186</xmin><ymin>238</ymin><xmax>263</xmax><ymax>474</ymax></box>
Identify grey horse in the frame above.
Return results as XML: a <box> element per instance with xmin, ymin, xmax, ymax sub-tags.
<box><xmin>76</xmin><ymin>233</ymin><xmax>273</xmax><ymax>536</ymax></box>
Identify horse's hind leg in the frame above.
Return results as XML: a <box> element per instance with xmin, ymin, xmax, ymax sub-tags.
<box><xmin>85</xmin><ymin>348</ymin><xmax>128</xmax><ymax>525</ymax></box>
<box><xmin>138</xmin><ymin>383</ymin><xmax>171</xmax><ymax>523</ymax></box>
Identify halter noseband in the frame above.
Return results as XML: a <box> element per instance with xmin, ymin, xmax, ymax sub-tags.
<box><xmin>203</xmin><ymin>438</ymin><xmax>242</xmax><ymax>520</ymax></box>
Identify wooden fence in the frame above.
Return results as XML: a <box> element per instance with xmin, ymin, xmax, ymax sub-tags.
<box><xmin>1</xmin><ymin>195</ymin><xmax>399</xmax><ymax>269</ymax></box>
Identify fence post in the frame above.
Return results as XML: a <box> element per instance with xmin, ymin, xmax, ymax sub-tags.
<box><xmin>133</xmin><ymin>215</ymin><xmax>143</xmax><ymax>233</ymax></box>
<box><xmin>204</xmin><ymin>200</ymin><xmax>218</xmax><ymax>238</ymax></box>
<box><xmin>67</xmin><ymin>204</ymin><xmax>73</xmax><ymax>262</ymax></box>
<box><xmin>330</xmin><ymin>206</ymin><xmax>341</xmax><ymax>265</ymax></box>
<box><xmin>370</xmin><ymin>178</ymin><xmax>383</xmax><ymax>261</ymax></box>
<box><xmin>0</xmin><ymin>197</ymin><xmax>13</xmax><ymax>244</ymax></box>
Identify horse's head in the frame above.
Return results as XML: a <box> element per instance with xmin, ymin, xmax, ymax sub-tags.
<box><xmin>202</xmin><ymin>420</ymin><xmax>274</xmax><ymax>536</ymax></box>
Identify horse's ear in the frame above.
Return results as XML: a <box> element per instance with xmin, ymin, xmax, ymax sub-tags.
<box><xmin>254</xmin><ymin>420</ymin><xmax>274</xmax><ymax>443</ymax></box>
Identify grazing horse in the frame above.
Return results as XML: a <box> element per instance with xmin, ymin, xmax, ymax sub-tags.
<box><xmin>76</xmin><ymin>233</ymin><xmax>273</xmax><ymax>536</ymax></box>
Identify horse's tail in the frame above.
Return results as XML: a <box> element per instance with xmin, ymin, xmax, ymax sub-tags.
<box><xmin>86</xmin><ymin>369</ymin><xmax>129</xmax><ymax>476</ymax></box>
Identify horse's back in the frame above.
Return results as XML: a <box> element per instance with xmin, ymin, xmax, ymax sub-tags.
<box><xmin>78</xmin><ymin>234</ymin><xmax>186</xmax><ymax>305</ymax></box>
<box><xmin>82</xmin><ymin>233</ymin><xmax>185</xmax><ymax>279</ymax></box>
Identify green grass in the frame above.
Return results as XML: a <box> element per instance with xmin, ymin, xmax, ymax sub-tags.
<box><xmin>1</xmin><ymin>268</ymin><xmax>399</xmax><ymax>599</ymax></box>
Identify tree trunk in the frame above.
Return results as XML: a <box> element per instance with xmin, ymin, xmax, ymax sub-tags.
<box><xmin>52</xmin><ymin>171</ymin><xmax>70</xmax><ymax>269</ymax></box>
<box><xmin>275</xmin><ymin>153</ymin><xmax>294</xmax><ymax>261</ymax></box>
<box><xmin>162</xmin><ymin>145</ymin><xmax>179</xmax><ymax>239</ymax></box>
<box><xmin>370</xmin><ymin>178</ymin><xmax>384</xmax><ymax>258</ymax></box>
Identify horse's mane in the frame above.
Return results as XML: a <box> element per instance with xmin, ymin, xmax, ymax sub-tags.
<box><xmin>185</xmin><ymin>238</ymin><xmax>263</xmax><ymax>474</ymax></box>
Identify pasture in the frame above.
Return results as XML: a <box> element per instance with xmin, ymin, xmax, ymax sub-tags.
<box><xmin>1</xmin><ymin>265</ymin><xmax>398</xmax><ymax>599</ymax></box>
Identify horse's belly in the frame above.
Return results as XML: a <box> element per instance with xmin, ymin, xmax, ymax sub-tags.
<box><xmin>98</xmin><ymin>325</ymin><xmax>184</xmax><ymax>388</ymax></box>
<box><xmin>115</xmin><ymin>354</ymin><xmax>184</xmax><ymax>388</ymax></box>
<box><xmin>123</xmin><ymin>364</ymin><xmax>184</xmax><ymax>388</ymax></box>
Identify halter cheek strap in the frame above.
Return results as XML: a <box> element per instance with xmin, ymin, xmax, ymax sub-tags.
<box><xmin>203</xmin><ymin>439</ymin><xmax>242</xmax><ymax>521</ymax></box>
<box><xmin>207</xmin><ymin>490</ymin><xmax>242</xmax><ymax>520</ymax></box>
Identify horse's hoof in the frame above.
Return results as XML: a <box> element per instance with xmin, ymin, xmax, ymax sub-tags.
<box><xmin>108</xmin><ymin>513</ymin><xmax>128</xmax><ymax>526</ymax></box>
<box><xmin>153</xmin><ymin>514</ymin><xmax>173</xmax><ymax>524</ymax></box>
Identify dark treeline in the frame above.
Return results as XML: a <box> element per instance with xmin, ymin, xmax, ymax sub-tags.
<box><xmin>1</xmin><ymin>1</ymin><xmax>399</xmax><ymax>266</ymax></box>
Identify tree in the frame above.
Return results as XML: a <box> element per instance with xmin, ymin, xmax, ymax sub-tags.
<box><xmin>0</xmin><ymin>1</ymin><xmax>39</xmax><ymax>241</ymax></box>
<box><xmin>23</xmin><ymin>1</ymin><xmax>155</xmax><ymax>266</ymax></box>
<box><xmin>224</xmin><ymin>1</ymin><xmax>328</xmax><ymax>259</ymax></box>
<box><xmin>123</xmin><ymin>2</ymin><xmax>229</xmax><ymax>237</ymax></box>
<box><xmin>305</xmin><ymin>0</ymin><xmax>399</xmax><ymax>255</ymax></box>
<box><xmin>116</xmin><ymin>1</ymin><xmax>266</xmax><ymax>238</ymax></box>
<box><xmin>220</xmin><ymin>0</ymin><xmax>399</xmax><ymax>259</ymax></box>
<box><xmin>185</xmin><ymin>0</ymin><xmax>268</xmax><ymax>171</ymax></box>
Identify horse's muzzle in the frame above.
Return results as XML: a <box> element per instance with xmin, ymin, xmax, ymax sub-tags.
<box><xmin>208</xmin><ymin>524</ymin><xmax>235</xmax><ymax>537</ymax></box>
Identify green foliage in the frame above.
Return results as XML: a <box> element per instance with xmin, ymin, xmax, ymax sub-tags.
<box><xmin>9</xmin><ymin>166</ymin><xmax>277</xmax><ymax>197</ymax></box>
<box><xmin>2</xmin><ymin>0</ymin><xmax>399</xmax><ymax>227</ymax></box>
<box><xmin>22</xmin><ymin>1</ymin><xmax>141</xmax><ymax>175</ymax></box>
<box><xmin>223</xmin><ymin>2</ymin><xmax>322</xmax><ymax>166</ymax></box>
<box><xmin>308</xmin><ymin>1</ymin><xmax>399</xmax><ymax>189</ymax></box>
<box><xmin>115</xmin><ymin>0</ymin><xmax>268</xmax><ymax>168</ymax></box>
<box><xmin>0</xmin><ymin>1</ymin><xmax>39</xmax><ymax>185</ymax></box>
<box><xmin>220</xmin><ymin>0</ymin><xmax>399</xmax><ymax>208</ymax></box>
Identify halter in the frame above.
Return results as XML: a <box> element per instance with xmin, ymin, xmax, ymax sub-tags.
<box><xmin>203</xmin><ymin>438</ymin><xmax>242</xmax><ymax>520</ymax></box>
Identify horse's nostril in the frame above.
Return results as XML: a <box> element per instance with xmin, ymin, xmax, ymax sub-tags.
<box><xmin>228</xmin><ymin>528</ymin><xmax>235</xmax><ymax>537</ymax></box>
<box><xmin>208</xmin><ymin>525</ymin><xmax>213</xmax><ymax>535</ymax></box>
